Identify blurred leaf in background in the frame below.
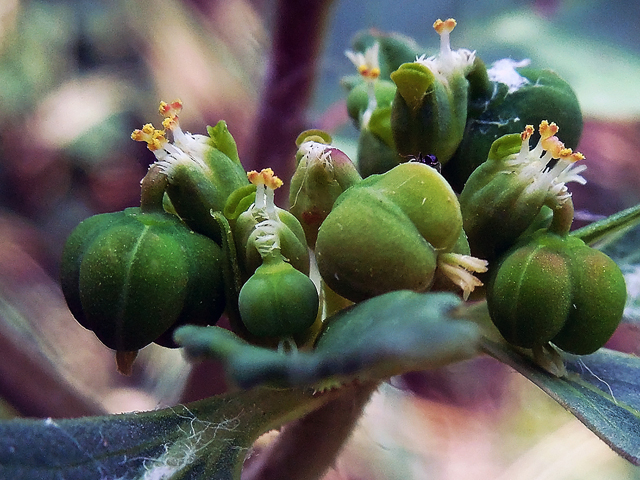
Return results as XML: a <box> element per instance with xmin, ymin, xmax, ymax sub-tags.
<box><xmin>0</xmin><ymin>0</ymin><xmax>267</xmax><ymax>416</ymax></box>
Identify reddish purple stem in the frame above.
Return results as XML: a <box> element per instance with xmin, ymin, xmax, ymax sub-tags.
<box><xmin>246</xmin><ymin>0</ymin><xmax>336</xmax><ymax>200</ymax></box>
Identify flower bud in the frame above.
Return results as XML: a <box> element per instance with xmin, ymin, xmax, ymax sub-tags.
<box><xmin>487</xmin><ymin>232</ymin><xmax>626</xmax><ymax>354</ymax></box>
<box><xmin>132</xmin><ymin>101</ymin><xmax>248</xmax><ymax>243</ymax></box>
<box><xmin>443</xmin><ymin>61</ymin><xmax>582</xmax><ymax>191</ymax></box>
<box><xmin>289</xmin><ymin>133</ymin><xmax>362</xmax><ymax>247</ymax></box>
<box><xmin>316</xmin><ymin>161</ymin><xmax>486</xmax><ymax>301</ymax></box>
<box><xmin>345</xmin><ymin>79</ymin><xmax>396</xmax><ymax>130</ymax></box>
<box><xmin>234</xmin><ymin>169</ymin><xmax>309</xmax><ymax>280</ymax></box>
<box><xmin>60</xmin><ymin>207</ymin><xmax>225</xmax><ymax>352</ymax></box>
<box><xmin>390</xmin><ymin>19</ymin><xmax>475</xmax><ymax>165</ymax></box>
<box><xmin>459</xmin><ymin>121</ymin><xmax>586</xmax><ymax>262</ymax></box>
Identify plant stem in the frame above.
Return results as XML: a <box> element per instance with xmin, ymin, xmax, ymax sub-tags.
<box><xmin>242</xmin><ymin>381</ymin><xmax>378</xmax><ymax>480</ymax></box>
<box><xmin>139</xmin><ymin>164</ymin><xmax>169</xmax><ymax>213</ymax></box>
<box><xmin>246</xmin><ymin>0</ymin><xmax>336</xmax><ymax>197</ymax></box>
<box><xmin>548</xmin><ymin>197</ymin><xmax>575</xmax><ymax>236</ymax></box>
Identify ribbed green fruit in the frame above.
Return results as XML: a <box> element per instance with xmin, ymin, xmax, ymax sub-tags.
<box><xmin>487</xmin><ymin>233</ymin><xmax>626</xmax><ymax>354</ymax></box>
<box><xmin>316</xmin><ymin>162</ymin><xmax>461</xmax><ymax>302</ymax></box>
<box><xmin>60</xmin><ymin>207</ymin><xmax>225</xmax><ymax>351</ymax></box>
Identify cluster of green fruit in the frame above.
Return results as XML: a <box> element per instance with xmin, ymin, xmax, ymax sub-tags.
<box><xmin>60</xmin><ymin>19</ymin><xmax>626</xmax><ymax>374</ymax></box>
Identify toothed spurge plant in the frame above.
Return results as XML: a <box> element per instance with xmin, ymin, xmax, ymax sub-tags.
<box><xmin>3</xmin><ymin>12</ymin><xmax>640</xmax><ymax>480</ymax></box>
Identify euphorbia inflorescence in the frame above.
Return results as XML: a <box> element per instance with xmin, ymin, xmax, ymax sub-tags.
<box><xmin>509</xmin><ymin>121</ymin><xmax>586</xmax><ymax>206</ymax></box>
<box><xmin>132</xmin><ymin>100</ymin><xmax>209</xmax><ymax>172</ymax></box>
<box><xmin>460</xmin><ymin>120</ymin><xmax>587</xmax><ymax>262</ymax></box>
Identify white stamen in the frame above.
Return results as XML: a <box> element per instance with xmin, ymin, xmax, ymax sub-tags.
<box><xmin>250</xmin><ymin>219</ymin><xmax>281</xmax><ymax>256</ymax></box>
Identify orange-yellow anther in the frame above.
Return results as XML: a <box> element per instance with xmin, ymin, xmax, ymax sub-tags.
<box><xmin>345</xmin><ymin>44</ymin><xmax>381</xmax><ymax>83</ymax></box>
<box><xmin>558</xmin><ymin>148</ymin><xmax>585</xmax><ymax>163</ymax></box>
<box><xmin>539</xmin><ymin>120</ymin><xmax>559</xmax><ymax>140</ymax></box>
<box><xmin>162</xmin><ymin>116</ymin><xmax>179</xmax><ymax>131</ymax></box>
<box><xmin>247</xmin><ymin>168</ymin><xmax>283</xmax><ymax>190</ymax></box>
<box><xmin>159</xmin><ymin>100</ymin><xmax>183</xmax><ymax>118</ymax></box>
<box><xmin>521</xmin><ymin>125</ymin><xmax>534</xmax><ymax>141</ymax></box>
<box><xmin>357</xmin><ymin>65</ymin><xmax>381</xmax><ymax>80</ymax></box>
<box><xmin>434</xmin><ymin>18</ymin><xmax>456</xmax><ymax>35</ymax></box>
<box><xmin>131</xmin><ymin>123</ymin><xmax>167</xmax><ymax>151</ymax></box>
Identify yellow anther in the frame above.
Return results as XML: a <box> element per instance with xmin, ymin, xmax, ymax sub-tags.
<box><xmin>358</xmin><ymin>65</ymin><xmax>380</xmax><ymax>80</ymax></box>
<box><xmin>247</xmin><ymin>168</ymin><xmax>284</xmax><ymax>190</ymax></box>
<box><xmin>558</xmin><ymin>148</ymin><xmax>585</xmax><ymax>163</ymax></box>
<box><xmin>559</xmin><ymin>147</ymin><xmax>573</xmax><ymax>158</ymax></box>
<box><xmin>434</xmin><ymin>18</ymin><xmax>456</xmax><ymax>35</ymax></box>
<box><xmin>162</xmin><ymin>116</ymin><xmax>178</xmax><ymax>131</ymax></box>
<box><xmin>131</xmin><ymin>123</ymin><xmax>167</xmax><ymax>151</ymax></box>
<box><xmin>159</xmin><ymin>99</ymin><xmax>183</xmax><ymax>118</ymax></box>
<box><xmin>539</xmin><ymin>120</ymin><xmax>559</xmax><ymax>139</ymax></box>
<box><xmin>149</xmin><ymin>130</ymin><xmax>167</xmax><ymax>151</ymax></box>
<box><xmin>131</xmin><ymin>130</ymin><xmax>146</xmax><ymax>142</ymax></box>
<box><xmin>521</xmin><ymin>125</ymin><xmax>534</xmax><ymax>141</ymax></box>
<box><xmin>367</xmin><ymin>67</ymin><xmax>381</xmax><ymax>80</ymax></box>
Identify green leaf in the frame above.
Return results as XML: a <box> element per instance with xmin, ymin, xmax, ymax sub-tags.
<box><xmin>571</xmin><ymin>203</ymin><xmax>640</xmax><ymax>248</ymax></box>
<box><xmin>0</xmin><ymin>386</ymin><xmax>340</xmax><ymax>480</ymax></box>
<box><xmin>483</xmin><ymin>339</ymin><xmax>640</xmax><ymax>465</ymax></box>
<box><xmin>207</xmin><ymin>120</ymin><xmax>241</xmax><ymax>165</ymax></box>
<box><xmin>175</xmin><ymin>290</ymin><xmax>482</xmax><ymax>390</ymax></box>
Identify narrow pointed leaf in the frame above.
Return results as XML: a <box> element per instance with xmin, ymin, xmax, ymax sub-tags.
<box><xmin>571</xmin><ymin>203</ymin><xmax>640</xmax><ymax>248</ymax></box>
<box><xmin>483</xmin><ymin>339</ymin><xmax>640</xmax><ymax>465</ymax></box>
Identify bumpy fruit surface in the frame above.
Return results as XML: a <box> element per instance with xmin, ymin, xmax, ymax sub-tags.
<box><xmin>60</xmin><ymin>207</ymin><xmax>225</xmax><ymax>351</ymax></box>
<box><xmin>316</xmin><ymin>162</ymin><xmax>462</xmax><ymax>302</ymax></box>
<box><xmin>238</xmin><ymin>256</ymin><xmax>319</xmax><ymax>338</ymax></box>
<box><xmin>487</xmin><ymin>233</ymin><xmax>626</xmax><ymax>354</ymax></box>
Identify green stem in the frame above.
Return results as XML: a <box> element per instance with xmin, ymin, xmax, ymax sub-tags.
<box><xmin>242</xmin><ymin>381</ymin><xmax>378</xmax><ymax>480</ymax></box>
<box><xmin>139</xmin><ymin>164</ymin><xmax>169</xmax><ymax>213</ymax></box>
<box><xmin>547</xmin><ymin>197</ymin><xmax>574</xmax><ymax>236</ymax></box>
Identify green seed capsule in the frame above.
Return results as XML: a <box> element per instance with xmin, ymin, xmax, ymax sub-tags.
<box><xmin>238</xmin><ymin>255</ymin><xmax>319</xmax><ymax>338</ymax></box>
<box><xmin>316</xmin><ymin>161</ymin><xmax>472</xmax><ymax>302</ymax></box>
<box><xmin>487</xmin><ymin>233</ymin><xmax>626</xmax><ymax>354</ymax></box>
<box><xmin>551</xmin><ymin>245</ymin><xmax>627</xmax><ymax>355</ymax></box>
<box><xmin>60</xmin><ymin>207</ymin><xmax>225</xmax><ymax>351</ymax></box>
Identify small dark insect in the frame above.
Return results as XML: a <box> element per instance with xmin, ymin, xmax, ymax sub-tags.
<box><xmin>408</xmin><ymin>152</ymin><xmax>441</xmax><ymax>173</ymax></box>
